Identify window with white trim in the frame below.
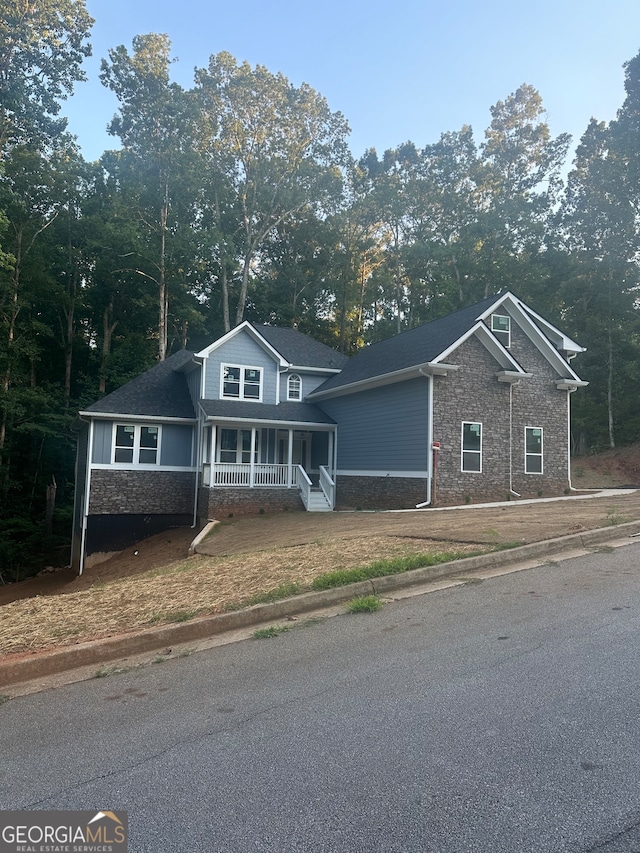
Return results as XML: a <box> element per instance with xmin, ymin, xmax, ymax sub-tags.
<box><xmin>491</xmin><ymin>314</ymin><xmax>511</xmax><ymax>348</ymax></box>
<box><xmin>287</xmin><ymin>373</ymin><xmax>302</xmax><ymax>401</ymax></box>
<box><xmin>218</xmin><ymin>428</ymin><xmax>259</xmax><ymax>464</ymax></box>
<box><xmin>461</xmin><ymin>422</ymin><xmax>482</xmax><ymax>472</ymax></box>
<box><xmin>221</xmin><ymin>364</ymin><xmax>262</xmax><ymax>401</ymax></box>
<box><xmin>113</xmin><ymin>424</ymin><xmax>160</xmax><ymax>464</ymax></box>
<box><xmin>525</xmin><ymin>427</ymin><xmax>543</xmax><ymax>474</ymax></box>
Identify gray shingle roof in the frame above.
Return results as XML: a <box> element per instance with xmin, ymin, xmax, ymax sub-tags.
<box><xmin>83</xmin><ymin>350</ymin><xmax>196</xmax><ymax>419</ymax></box>
<box><xmin>251</xmin><ymin>323</ymin><xmax>348</xmax><ymax>370</ymax></box>
<box><xmin>311</xmin><ymin>296</ymin><xmax>500</xmax><ymax>394</ymax></box>
<box><xmin>200</xmin><ymin>399</ymin><xmax>336</xmax><ymax>425</ymax></box>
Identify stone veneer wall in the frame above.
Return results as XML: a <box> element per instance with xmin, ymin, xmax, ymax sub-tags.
<box><xmin>335</xmin><ymin>476</ymin><xmax>428</xmax><ymax>510</ymax></box>
<box><xmin>199</xmin><ymin>486</ymin><xmax>304</xmax><ymax>520</ymax></box>
<box><xmin>89</xmin><ymin>470</ymin><xmax>197</xmax><ymax>514</ymax></box>
<box><xmin>432</xmin><ymin>329</ymin><xmax>570</xmax><ymax>505</ymax></box>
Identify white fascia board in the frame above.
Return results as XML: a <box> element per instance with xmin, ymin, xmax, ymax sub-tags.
<box><xmin>285</xmin><ymin>365</ymin><xmax>344</xmax><ymax>375</ymax></box>
<box><xmin>434</xmin><ymin>322</ymin><xmax>524</xmax><ymax>372</ymax></box>
<box><xmin>195</xmin><ymin>321</ymin><xmax>287</xmax><ymax>366</ymax></box>
<box><xmin>476</xmin><ymin>296</ymin><xmax>584</xmax><ymax>382</ymax></box>
<box><xmin>513</xmin><ymin>298</ymin><xmax>585</xmax><ymax>355</ymax></box>
<box><xmin>79</xmin><ymin>412</ymin><xmax>197</xmax><ymax>424</ymax></box>
<box><xmin>307</xmin><ymin>362</ymin><xmax>457</xmax><ymax>401</ymax></box>
<box><xmin>202</xmin><ymin>414</ymin><xmax>336</xmax><ymax>430</ymax></box>
<box><xmin>174</xmin><ymin>354</ymin><xmax>201</xmax><ymax>373</ymax></box>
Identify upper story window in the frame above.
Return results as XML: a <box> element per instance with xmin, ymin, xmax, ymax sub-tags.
<box><xmin>114</xmin><ymin>424</ymin><xmax>160</xmax><ymax>465</ymax></box>
<box><xmin>491</xmin><ymin>314</ymin><xmax>511</xmax><ymax>348</ymax></box>
<box><xmin>221</xmin><ymin>364</ymin><xmax>262</xmax><ymax>401</ymax></box>
<box><xmin>461</xmin><ymin>421</ymin><xmax>482</xmax><ymax>472</ymax></box>
<box><xmin>287</xmin><ymin>374</ymin><xmax>302</xmax><ymax>401</ymax></box>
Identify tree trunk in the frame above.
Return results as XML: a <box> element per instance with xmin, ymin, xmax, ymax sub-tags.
<box><xmin>99</xmin><ymin>299</ymin><xmax>117</xmax><ymax>394</ymax></box>
<box><xmin>158</xmin><ymin>187</ymin><xmax>169</xmax><ymax>360</ymax></box>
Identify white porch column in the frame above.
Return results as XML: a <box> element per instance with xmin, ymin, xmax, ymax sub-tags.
<box><xmin>250</xmin><ymin>428</ymin><xmax>257</xmax><ymax>487</ymax></box>
<box><xmin>328</xmin><ymin>430</ymin><xmax>334</xmax><ymax>474</ymax></box>
<box><xmin>287</xmin><ymin>428</ymin><xmax>293</xmax><ymax>488</ymax></box>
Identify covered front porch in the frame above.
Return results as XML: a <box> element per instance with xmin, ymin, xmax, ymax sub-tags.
<box><xmin>198</xmin><ymin>404</ymin><xmax>337</xmax><ymax>512</ymax></box>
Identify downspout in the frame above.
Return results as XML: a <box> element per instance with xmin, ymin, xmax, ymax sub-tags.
<box><xmin>509</xmin><ymin>381</ymin><xmax>521</xmax><ymax>499</ymax></box>
<box><xmin>191</xmin><ymin>409</ymin><xmax>203</xmax><ymax>529</ymax></box>
<box><xmin>192</xmin><ymin>360</ymin><xmax>207</xmax><ymax>528</ymax></box>
<box><xmin>415</xmin><ymin>369</ymin><xmax>433</xmax><ymax>508</ymax></box>
<box><xmin>567</xmin><ymin>388</ymin><xmax>573</xmax><ymax>490</ymax></box>
<box><xmin>79</xmin><ymin>419</ymin><xmax>95</xmax><ymax>576</ymax></box>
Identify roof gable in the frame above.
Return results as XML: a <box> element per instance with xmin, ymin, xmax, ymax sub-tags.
<box><xmin>309</xmin><ymin>294</ymin><xmax>584</xmax><ymax>399</ymax></box>
<box><xmin>195</xmin><ymin>321</ymin><xmax>347</xmax><ymax>372</ymax></box>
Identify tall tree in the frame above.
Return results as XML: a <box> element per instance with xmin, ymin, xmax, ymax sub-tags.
<box><xmin>560</xmin><ymin>50</ymin><xmax>640</xmax><ymax>450</ymax></box>
<box><xmin>0</xmin><ymin>0</ymin><xmax>93</xmax><ymax>152</ymax></box>
<box><xmin>100</xmin><ymin>34</ymin><xmax>199</xmax><ymax>360</ymax></box>
<box><xmin>195</xmin><ymin>52</ymin><xmax>350</xmax><ymax>330</ymax></box>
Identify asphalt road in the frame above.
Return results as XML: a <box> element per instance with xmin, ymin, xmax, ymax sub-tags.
<box><xmin>3</xmin><ymin>541</ymin><xmax>640</xmax><ymax>852</ymax></box>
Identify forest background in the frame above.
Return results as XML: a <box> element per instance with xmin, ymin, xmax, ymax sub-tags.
<box><xmin>0</xmin><ymin>0</ymin><xmax>639</xmax><ymax>581</ymax></box>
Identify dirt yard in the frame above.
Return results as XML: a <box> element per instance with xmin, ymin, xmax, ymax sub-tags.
<box><xmin>2</xmin><ymin>484</ymin><xmax>640</xmax><ymax>660</ymax></box>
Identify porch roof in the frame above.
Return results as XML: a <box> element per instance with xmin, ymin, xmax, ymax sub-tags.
<box><xmin>199</xmin><ymin>399</ymin><xmax>336</xmax><ymax>427</ymax></box>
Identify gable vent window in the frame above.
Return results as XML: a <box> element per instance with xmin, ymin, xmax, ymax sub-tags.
<box><xmin>114</xmin><ymin>424</ymin><xmax>160</xmax><ymax>465</ymax></box>
<box><xmin>287</xmin><ymin>374</ymin><xmax>302</xmax><ymax>401</ymax></box>
<box><xmin>491</xmin><ymin>314</ymin><xmax>511</xmax><ymax>348</ymax></box>
<box><xmin>221</xmin><ymin>364</ymin><xmax>262</xmax><ymax>401</ymax></box>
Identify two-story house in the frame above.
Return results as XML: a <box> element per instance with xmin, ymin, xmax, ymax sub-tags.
<box><xmin>71</xmin><ymin>292</ymin><xmax>586</xmax><ymax>573</ymax></box>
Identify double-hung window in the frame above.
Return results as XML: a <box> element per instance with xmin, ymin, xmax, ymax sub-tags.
<box><xmin>461</xmin><ymin>422</ymin><xmax>482</xmax><ymax>472</ymax></box>
<box><xmin>114</xmin><ymin>424</ymin><xmax>160</xmax><ymax>464</ymax></box>
<box><xmin>491</xmin><ymin>314</ymin><xmax>511</xmax><ymax>348</ymax></box>
<box><xmin>221</xmin><ymin>365</ymin><xmax>262</xmax><ymax>401</ymax></box>
<box><xmin>525</xmin><ymin>427</ymin><xmax>543</xmax><ymax>474</ymax></box>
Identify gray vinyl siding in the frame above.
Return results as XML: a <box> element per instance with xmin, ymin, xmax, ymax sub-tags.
<box><xmin>320</xmin><ymin>378</ymin><xmax>430</xmax><ymax>471</ymax></box>
<box><xmin>91</xmin><ymin>420</ymin><xmax>112</xmax><ymax>464</ymax></box>
<box><xmin>279</xmin><ymin>372</ymin><xmax>331</xmax><ymax>402</ymax></box>
<box><xmin>160</xmin><ymin>424</ymin><xmax>194</xmax><ymax>466</ymax></box>
<box><xmin>204</xmin><ymin>332</ymin><xmax>278</xmax><ymax>402</ymax></box>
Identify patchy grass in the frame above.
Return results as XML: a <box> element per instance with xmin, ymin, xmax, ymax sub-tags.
<box><xmin>606</xmin><ymin>505</ymin><xmax>631</xmax><ymax>526</ymax></box>
<box><xmin>346</xmin><ymin>595</ymin><xmax>383</xmax><ymax>614</ymax></box>
<box><xmin>311</xmin><ymin>549</ymin><xmax>490</xmax><ymax>591</ymax></box>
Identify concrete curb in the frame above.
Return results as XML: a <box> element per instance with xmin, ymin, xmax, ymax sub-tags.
<box><xmin>2</xmin><ymin>519</ymin><xmax>640</xmax><ymax>688</ymax></box>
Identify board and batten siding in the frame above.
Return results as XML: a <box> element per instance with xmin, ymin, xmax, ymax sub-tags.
<box><xmin>91</xmin><ymin>420</ymin><xmax>112</xmax><ymax>464</ymax></box>
<box><xmin>160</xmin><ymin>424</ymin><xmax>194</xmax><ymax>466</ymax></box>
<box><xmin>320</xmin><ymin>377</ymin><xmax>430</xmax><ymax>471</ymax></box>
<box><xmin>204</xmin><ymin>331</ymin><xmax>278</xmax><ymax>402</ymax></box>
<box><xmin>90</xmin><ymin>420</ymin><xmax>194</xmax><ymax>467</ymax></box>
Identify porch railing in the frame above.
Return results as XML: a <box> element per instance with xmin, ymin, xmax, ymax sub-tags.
<box><xmin>205</xmin><ymin>462</ymin><xmax>292</xmax><ymax>487</ymax></box>
<box><xmin>296</xmin><ymin>464</ymin><xmax>313</xmax><ymax>509</ymax></box>
<box><xmin>319</xmin><ymin>465</ymin><xmax>336</xmax><ymax>510</ymax></box>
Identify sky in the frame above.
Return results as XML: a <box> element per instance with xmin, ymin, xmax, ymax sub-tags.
<box><xmin>61</xmin><ymin>0</ymin><xmax>640</xmax><ymax>165</ymax></box>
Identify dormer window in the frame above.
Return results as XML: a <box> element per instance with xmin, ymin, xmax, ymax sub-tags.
<box><xmin>491</xmin><ymin>314</ymin><xmax>511</xmax><ymax>348</ymax></box>
<box><xmin>221</xmin><ymin>365</ymin><xmax>262</xmax><ymax>401</ymax></box>
<box><xmin>287</xmin><ymin>374</ymin><xmax>302</xmax><ymax>401</ymax></box>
